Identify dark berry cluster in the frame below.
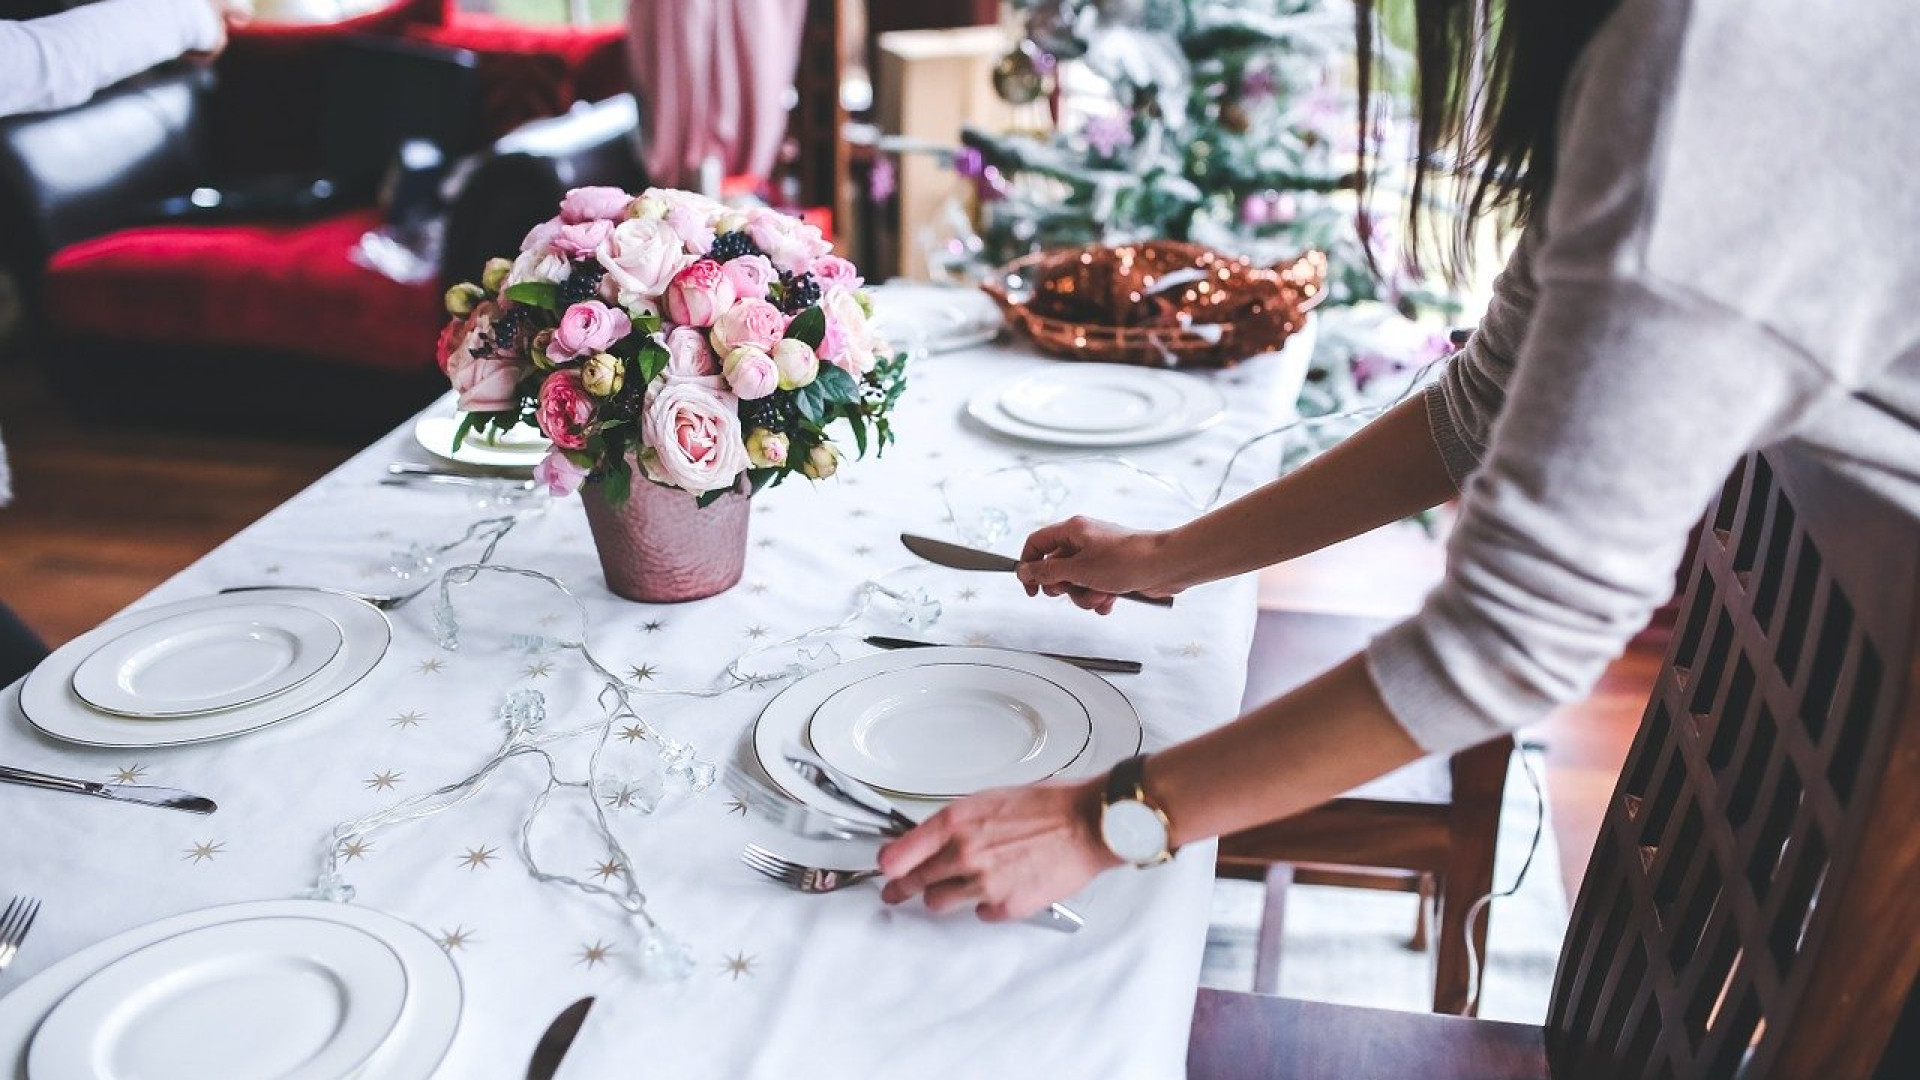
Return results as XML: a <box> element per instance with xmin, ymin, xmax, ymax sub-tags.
<box><xmin>557</xmin><ymin>263</ymin><xmax>606</xmax><ymax>308</ymax></box>
<box><xmin>482</xmin><ymin>305</ymin><xmax>531</xmax><ymax>357</ymax></box>
<box><xmin>775</xmin><ymin>271</ymin><xmax>820</xmax><ymax>315</ymax></box>
<box><xmin>708</xmin><ymin>231</ymin><xmax>763</xmax><ymax>263</ymax></box>
<box><xmin>739</xmin><ymin>391</ymin><xmax>801</xmax><ymax>433</ymax></box>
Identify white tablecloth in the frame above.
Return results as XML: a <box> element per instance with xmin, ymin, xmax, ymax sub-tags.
<box><xmin>1</xmin><ymin>333</ymin><xmax>1304</xmax><ymax>1079</ymax></box>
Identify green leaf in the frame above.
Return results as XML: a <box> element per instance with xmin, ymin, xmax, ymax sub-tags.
<box><xmin>794</xmin><ymin>383</ymin><xmax>825</xmax><ymax>424</ymax></box>
<box><xmin>635</xmin><ymin>343</ymin><xmax>669</xmax><ymax>386</ymax></box>
<box><xmin>746</xmin><ymin>467</ymin><xmax>781</xmax><ymax>495</ymax></box>
<box><xmin>601</xmin><ymin>460</ymin><xmax>633</xmax><ymax>507</ymax></box>
<box><xmin>694</xmin><ymin>486</ymin><xmax>729</xmax><ymax>509</ymax></box>
<box><xmin>812</xmin><ymin>364</ymin><xmax>859</xmax><ymax>404</ymax></box>
<box><xmin>450</xmin><ymin>412</ymin><xmax>479</xmax><ymax>453</ymax></box>
<box><xmin>503</xmin><ymin>281</ymin><xmax>559</xmax><ymax>311</ymax></box>
<box><xmin>786</xmin><ymin>305</ymin><xmax>826</xmax><ymax>349</ymax></box>
<box><xmin>848</xmin><ymin>414</ymin><xmax>869</xmax><ymax>457</ymax></box>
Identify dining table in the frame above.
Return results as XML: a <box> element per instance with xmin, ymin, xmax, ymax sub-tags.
<box><xmin>0</xmin><ymin>320</ymin><xmax>1312</xmax><ymax>1079</ymax></box>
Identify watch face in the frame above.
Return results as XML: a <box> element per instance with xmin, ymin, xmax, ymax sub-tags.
<box><xmin>1101</xmin><ymin>799</ymin><xmax>1169</xmax><ymax>865</ymax></box>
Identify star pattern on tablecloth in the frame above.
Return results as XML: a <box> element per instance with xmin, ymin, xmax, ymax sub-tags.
<box><xmin>618</xmin><ymin>724</ymin><xmax>647</xmax><ymax>744</ymax></box>
<box><xmin>458</xmin><ymin>846</ymin><xmax>497</xmax><ymax>870</ymax></box>
<box><xmin>264</xmin><ymin>564</ymin><xmax>283</xmax><ymax>576</ymax></box>
<box><xmin>1176</xmin><ymin>642</ymin><xmax>1207</xmax><ymax>658</ymax></box>
<box><xmin>641</xmin><ymin>620</ymin><xmax>666</xmax><ymax>633</ymax></box>
<box><xmin>576</xmin><ymin>940</ymin><xmax>614</xmax><ymax>968</ymax></box>
<box><xmin>964</xmin><ymin>633</ymin><xmax>993</xmax><ymax>647</ymax></box>
<box><xmin>415</xmin><ymin>658</ymin><xmax>445</xmax><ymax>675</ymax></box>
<box><xmin>725</xmin><ymin>798</ymin><xmax>748</xmax><ymax>816</ymax></box>
<box><xmin>183</xmin><ymin>840</ymin><xmax>224</xmax><ymax>864</ymax></box>
<box><xmin>538</xmin><ymin>612</ymin><xmax>563</xmax><ymax>627</ymax></box>
<box><xmin>365</xmin><ymin>770</ymin><xmax>404</xmax><ymax>791</ymax></box>
<box><xmin>852</xmin><ymin>544</ymin><xmax>872</xmax><ymax>557</ymax></box>
<box><xmin>601</xmin><ymin>785</ymin><xmax>645</xmax><ymax>811</ymax></box>
<box><xmin>339</xmin><ymin>838</ymin><xmax>373</xmax><ymax>862</ymax></box>
<box><xmin>590</xmin><ymin>858</ymin><xmax>624</xmax><ymax>882</ymax></box>
<box><xmin>626</xmin><ymin>663</ymin><xmax>657</xmax><ymax>684</ymax></box>
<box><xmin>111</xmin><ymin>764</ymin><xmax>147</xmax><ymax>785</ymax></box>
<box><xmin>1190</xmin><ymin>455</ymin><xmax>1210</xmax><ymax>468</ymax></box>
<box><xmin>755</xmin><ymin>537</ymin><xmax>776</xmax><ymax>549</ymax></box>
<box><xmin>522</xmin><ymin>660</ymin><xmax>554</xmax><ymax>680</ymax></box>
<box><xmin>721</xmin><ymin>951</ymin><xmax>757</xmax><ymax>980</ymax></box>
<box><xmin>744</xmin><ymin>625</ymin><xmax>770</xmax><ymax>640</ymax></box>
<box><xmin>390</xmin><ymin>710</ymin><xmax>425</xmax><ymax>729</ymax></box>
<box><xmin>956</xmin><ymin>587</ymin><xmax>979</xmax><ymax>602</ymax></box>
<box><xmin>437</xmin><ymin>926</ymin><xmax>474</xmax><ymax>951</ymax></box>
<box><xmin>1115</xmin><ymin>485</ymin><xmax>1135</xmax><ymax>497</ymax></box>
<box><xmin>746</xmin><ymin>582</ymin><xmax>769</xmax><ymax>595</ymax></box>
<box><xmin>848</xmin><ymin>507</ymin><xmax>869</xmax><ymax>519</ymax></box>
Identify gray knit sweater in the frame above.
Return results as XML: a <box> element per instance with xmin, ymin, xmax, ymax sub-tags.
<box><xmin>1365</xmin><ymin>0</ymin><xmax>1920</xmax><ymax>752</ymax></box>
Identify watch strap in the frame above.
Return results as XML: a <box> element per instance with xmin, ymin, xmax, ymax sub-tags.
<box><xmin>1105</xmin><ymin>753</ymin><xmax>1148</xmax><ymax>807</ymax></box>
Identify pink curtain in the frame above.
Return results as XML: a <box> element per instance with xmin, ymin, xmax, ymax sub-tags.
<box><xmin>627</xmin><ymin>0</ymin><xmax>809</xmax><ymax>190</ymax></box>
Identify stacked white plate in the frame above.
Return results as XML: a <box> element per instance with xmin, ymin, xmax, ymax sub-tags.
<box><xmin>412</xmin><ymin>414</ymin><xmax>550</xmax><ymax>471</ymax></box>
<box><xmin>0</xmin><ymin>900</ymin><xmax>460</xmax><ymax>1080</ymax></box>
<box><xmin>965</xmin><ymin>364</ymin><xmax>1225</xmax><ymax>447</ymax></box>
<box><xmin>18</xmin><ymin>590</ymin><xmax>390</xmax><ymax>748</ymax></box>
<box><xmin>866</xmin><ymin>282</ymin><xmax>1004</xmax><ymax>355</ymax></box>
<box><xmin>749</xmin><ymin>647</ymin><xmax>1143</xmax><ymax>819</ymax></box>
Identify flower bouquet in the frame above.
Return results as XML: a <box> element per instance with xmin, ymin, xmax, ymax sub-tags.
<box><xmin>437</xmin><ymin>186</ymin><xmax>908</xmax><ymax>601</ymax></box>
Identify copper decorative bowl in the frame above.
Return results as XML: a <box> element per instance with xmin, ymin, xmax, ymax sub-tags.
<box><xmin>979</xmin><ymin>241</ymin><xmax>1326</xmax><ymax>368</ymax></box>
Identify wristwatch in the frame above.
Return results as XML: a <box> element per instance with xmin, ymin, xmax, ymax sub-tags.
<box><xmin>1100</xmin><ymin>754</ymin><xmax>1175</xmax><ymax>867</ymax></box>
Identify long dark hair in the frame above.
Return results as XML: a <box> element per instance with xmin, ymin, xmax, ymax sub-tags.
<box><xmin>1358</xmin><ymin>0</ymin><xmax>1623</xmax><ymax>279</ymax></box>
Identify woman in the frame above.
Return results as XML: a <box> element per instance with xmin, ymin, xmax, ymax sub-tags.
<box><xmin>878</xmin><ymin>0</ymin><xmax>1920</xmax><ymax>920</ymax></box>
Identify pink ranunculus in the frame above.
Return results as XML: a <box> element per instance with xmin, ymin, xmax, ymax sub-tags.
<box><xmin>598</xmin><ymin>217</ymin><xmax>694</xmax><ymax>305</ymax></box>
<box><xmin>769</xmin><ymin>338</ymin><xmax>819</xmax><ymax>390</ymax></box>
<box><xmin>434</xmin><ymin>317</ymin><xmax>463</xmax><ymax>375</ymax></box>
<box><xmin>746</xmin><ymin>209</ymin><xmax>831</xmax><ymax>274</ymax></box>
<box><xmin>537</xmin><ymin>370</ymin><xmax>596</xmax><ymax>450</ymax></box>
<box><xmin>507</xmin><ymin>227</ymin><xmax>572</xmax><ymax>288</ymax></box>
<box><xmin>721</xmin><ymin>253</ymin><xmax>777</xmax><ymax>301</ymax></box>
<box><xmin>446</xmin><ymin>303</ymin><xmax>529</xmax><ymax>412</ymax></box>
<box><xmin>807</xmin><ymin>254</ymin><xmax>863</xmax><ymax>291</ymax></box>
<box><xmin>520</xmin><ymin>215</ymin><xmax>563</xmax><ymax>251</ymax></box>
<box><xmin>547</xmin><ymin>301</ymin><xmax>632</xmax><ymax>364</ymax></box>
<box><xmin>664</xmin><ymin>204</ymin><xmax>716</xmax><ymax>254</ymax></box>
<box><xmin>820</xmin><ymin>286</ymin><xmax>878</xmax><ymax>375</ymax></box>
<box><xmin>709</xmin><ymin>298</ymin><xmax>788</xmax><ymax>356</ymax></box>
<box><xmin>641</xmin><ymin>378</ymin><xmax>748</xmax><ymax>494</ymax></box>
<box><xmin>722</xmin><ymin>344</ymin><xmax>779</xmax><ymax>400</ymax></box>
<box><xmin>559</xmin><ymin>186</ymin><xmax>634</xmax><ymax>224</ymax></box>
<box><xmin>533</xmin><ymin>450</ymin><xmax>590</xmax><ymax>496</ymax></box>
<box><xmin>662</xmin><ymin>325</ymin><xmax>723</xmax><ymax>383</ymax></box>
<box><xmin>552</xmin><ymin>220</ymin><xmax>615</xmax><ymax>260</ymax></box>
<box><xmin>664</xmin><ymin>260</ymin><xmax>736</xmax><ymax>328</ymax></box>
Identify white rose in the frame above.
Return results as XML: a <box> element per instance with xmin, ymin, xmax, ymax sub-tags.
<box><xmin>641</xmin><ymin>378</ymin><xmax>750</xmax><ymax>494</ymax></box>
<box><xmin>822</xmin><ymin>286</ymin><xmax>879</xmax><ymax>375</ymax></box>
<box><xmin>506</xmin><ymin>244</ymin><xmax>572</xmax><ymax>288</ymax></box>
<box><xmin>598</xmin><ymin>218</ymin><xmax>694</xmax><ymax>305</ymax></box>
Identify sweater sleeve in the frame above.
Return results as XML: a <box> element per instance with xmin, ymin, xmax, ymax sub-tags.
<box><xmin>1423</xmin><ymin>225</ymin><xmax>1542</xmax><ymax>489</ymax></box>
<box><xmin>0</xmin><ymin>0</ymin><xmax>220</xmax><ymax>117</ymax></box>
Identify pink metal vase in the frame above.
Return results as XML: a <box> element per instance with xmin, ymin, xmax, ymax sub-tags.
<box><xmin>580</xmin><ymin>475</ymin><xmax>750</xmax><ymax>603</ymax></box>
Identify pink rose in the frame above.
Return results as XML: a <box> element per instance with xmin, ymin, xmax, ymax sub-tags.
<box><xmin>662</xmin><ymin>325</ymin><xmax>724</xmax><ymax>386</ymax></box>
<box><xmin>664</xmin><ymin>205</ymin><xmax>716</xmax><ymax>254</ymax></box>
<box><xmin>819</xmin><ymin>286</ymin><xmax>878</xmax><ymax>375</ymax></box>
<box><xmin>552</xmin><ymin>220</ymin><xmax>614</xmax><ymax>260</ymax></box>
<box><xmin>808</xmin><ymin>255</ymin><xmax>863</xmax><ymax>291</ymax></box>
<box><xmin>746</xmin><ymin>209</ymin><xmax>831</xmax><ymax>273</ymax></box>
<box><xmin>520</xmin><ymin>216</ymin><xmax>563</xmax><ymax>251</ymax></box>
<box><xmin>722</xmin><ymin>344</ymin><xmax>779</xmax><ymax>400</ymax></box>
<box><xmin>537</xmin><ymin>370</ymin><xmax>596</xmax><ymax>451</ymax></box>
<box><xmin>533</xmin><ymin>451</ymin><xmax>590</xmax><ymax>496</ymax></box>
<box><xmin>769</xmin><ymin>338</ymin><xmax>818</xmax><ymax>390</ymax></box>
<box><xmin>547</xmin><ymin>301</ymin><xmax>632</xmax><ymax>364</ymax></box>
<box><xmin>508</xmin><ymin>217</ymin><xmax>572</xmax><ymax>287</ymax></box>
<box><xmin>709</xmin><ymin>298</ymin><xmax>788</xmax><ymax>356</ymax></box>
<box><xmin>664</xmin><ymin>260</ymin><xmax>736</xmax><ymax>327</ymax></box>
<box><xmin>721</xmin><ymin>253</ymin><xmax>776</xmax><ymax>301</ymax></box>
<box><xmin>598</xmin><ymin>217</ymin><xmax>690</xmax><ymax>306</ymax></box>
<box><xmin>434</xmin><ymin>317</ymin><xmax>463</xmax><ymax>375</ymax></box>
<box><xmin>559</xmin><ymin>186</ymin><xmax>634</xmax><ymax>224</ymax></box>
<box><xmin>641</xmin><ymin>379</ymin><xmax>749</xmax><ymax>493</ymax></box>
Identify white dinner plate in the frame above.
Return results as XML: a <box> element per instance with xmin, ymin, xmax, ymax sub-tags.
<box><xmin>28</xmin><ymin>917</ymin><xmax>407</xmax><ymax>1080</ymax></box>
<box><xmin>412</xmin><ymin>414</ymin><xmax>550</xmax><ymax>470</ymax></box>
<box><xmin>997</xmin><ymin>366</ymin><xmax>1187</xmax><ymax>434</ymax></box>
<box><xmin>0</xmin><ymin>900</ymin><xmax>461</xmax><ymax>1080</ymax></box>
<box><xmin>808</xmin><ymin>663</ymin><xmax>1093</xmax><ymax>798</ymax></box>
<box><xmin>964</xmin><ymin>365</ymin><xmax>1224</xmax><ymax>448</ymax></box>
<box><xmin>867</xmin><ymin>282</ymin><xmax>1003</xmax><ymax>354</ymax></box>
<box><xmin>19</xmin><ymin>590</ymin><xmax>390</xmax><ymax>748</ymax></box>
<box><xmin>69</xmin><ymin>603</ymin><xmax>343</xmax><ymax>719</ymax></box>
<box><xmin>751</xmin><ymin>647</ymin><xmax>1143</xmax><ymax>821</ymax></box>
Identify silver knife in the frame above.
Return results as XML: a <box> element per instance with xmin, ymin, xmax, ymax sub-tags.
<box><xmin>899</xmin><ymin>534</ymin><xmax>1174</xmax><ymax>608</ymax></box>
<box><xmin>864</xmin><ymin>635</ymin><xmax>1142</xmax><ymax>674</ymax></box>
<box><xmin>0</xmin><ymin>765</ymin><xmax>216</xmax><ymax>814</ymax></box>
<box><xmin>526</xmin><ymin>996</ymin><xmax>594</xmax><ymax>1080</ymax></box>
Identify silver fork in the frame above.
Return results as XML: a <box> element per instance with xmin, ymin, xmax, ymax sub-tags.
<box><xmin>218</xmin><ymin>582</ymin><xmax>433</xmax><ymax>611</ymax></box>
<box><xmin>741</xmin><ymin>844</ymin><xmax>881</xmax><ymax>894</ymax></box>
<box><xmin>0</xmin><ymin>896</ymin><xmax>41</xmax><ymax>975</ymax></box>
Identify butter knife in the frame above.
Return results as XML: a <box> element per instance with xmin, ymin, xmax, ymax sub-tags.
<box><xmin>864</xmin><ymin>635</ymin><xmax>1142</xmax><ymax>674</ymax></box>
<box><xmin>899</xmin><ymin>534</ymin><xmax>1174</xmax><ymax>608</ymax></box>
<box><xmin>526</xmin><ymin>996</ymin><xmax>594</xmax><ymax>1080</ymax></box>
<box><xmin>0</xmin><ymin>765</ymin><xmax>216</xmax><ymax>814</ymax></box>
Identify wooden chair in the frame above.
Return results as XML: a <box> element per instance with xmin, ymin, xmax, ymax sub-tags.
<box><xmin>1191</xmin><ymin>447</ymin><xmax>1920</xmax><ymax>1078</ymax></box>
<box><xmin>1219</xmin><ymin>609</ymin><xmax>1514</xmax><ymax>1015</ymax></box>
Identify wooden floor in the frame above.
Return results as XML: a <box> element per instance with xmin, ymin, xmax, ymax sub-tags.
<box><xmin>0</xmin><ymin>358</ymin><xmax>1644</xmax><ymax>901</ymax></box>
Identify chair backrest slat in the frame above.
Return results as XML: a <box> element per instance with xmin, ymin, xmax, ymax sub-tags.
<box><xmin>1546</xmin><ymin>449</ymin><xmax>1920</xmax><ymax>1080</ymax></box>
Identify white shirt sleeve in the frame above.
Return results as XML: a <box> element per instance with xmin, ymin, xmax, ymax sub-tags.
<box><xmin>0</xmin><ymin>0</ymin><xmax>221</xmax><ymax>117</ymax></box>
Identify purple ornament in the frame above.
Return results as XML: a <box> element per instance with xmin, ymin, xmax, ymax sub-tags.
<box><xmin>953</xmin><ymin>147</ymin><xmax>987</xmax><ymax>179</ymax></box>
<box><xmin>867</xmin><ymin>156</ymin><xmax>897</xmax><ymax>203</ymax></box>
<box><xmin>1083</xmin><ymin>115</ymin><xmax>1133</xmax><ymax>158</ymax></box>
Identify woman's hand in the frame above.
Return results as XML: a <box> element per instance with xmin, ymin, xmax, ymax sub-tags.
<box><xmin>1016</xmin><ymin>517</ymin><xmax>1187</xmax><ymax>615</ymax></box>
<box><xmin>877</xmin><ymin>779</ymin><xmax>1121</xmax><ymax>921</ymax></box>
